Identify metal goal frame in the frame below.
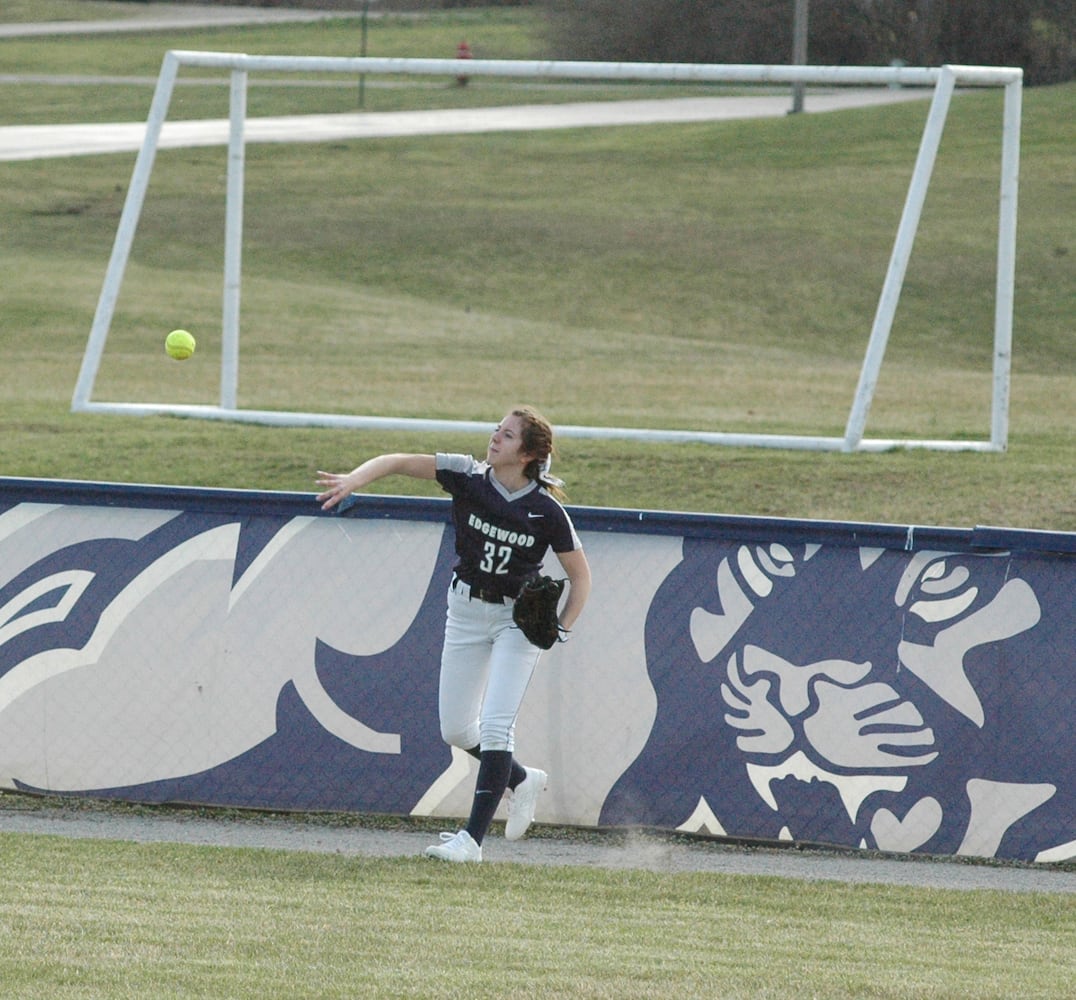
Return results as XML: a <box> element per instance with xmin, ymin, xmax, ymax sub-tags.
<box><xmin>72</xmin><ymin>53</ymin><xmax>1023</xmax><ymax>453</ymax></box>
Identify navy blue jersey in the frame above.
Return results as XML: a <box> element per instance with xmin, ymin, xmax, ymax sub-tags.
<box><xmin>436</xmin><ymin>453</ymin><xmax>581</xmax><ymax>599</ymax></box>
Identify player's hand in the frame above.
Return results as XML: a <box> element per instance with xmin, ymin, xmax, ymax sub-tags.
<box><xmin>315</xmin><ymin>470</ymin><xmax>354</xmax><ymax>510</ymax></box>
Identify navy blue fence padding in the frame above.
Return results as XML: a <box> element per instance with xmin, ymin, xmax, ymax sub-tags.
<box><xmin>0</xmin><ymin>477</ymin><xmax>1071</xmax><ymax>863</ymax></box>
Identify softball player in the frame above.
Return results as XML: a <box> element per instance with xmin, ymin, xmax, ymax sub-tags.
<box><xmin>317</xmin><ymin>406</ymin><xmax>591</xmax><ymax>862</ymax></box>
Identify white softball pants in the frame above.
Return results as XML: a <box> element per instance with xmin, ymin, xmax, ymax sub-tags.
<box><xmin>438</xmin><ymin>579</ymin><xmax>543</xmax><ymax>753</ymax></box>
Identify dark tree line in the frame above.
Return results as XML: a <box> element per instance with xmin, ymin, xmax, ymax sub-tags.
<box><xmin>544</xmin><ymin>0</ymin><xmax>1075</xmax><ymax>85</ymax></box>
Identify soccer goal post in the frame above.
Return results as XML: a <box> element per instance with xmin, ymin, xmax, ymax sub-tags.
<box><xmin>72</xmin><ymin>53</ymin><xmax>1023</xmax><ymax>453</ymax></box>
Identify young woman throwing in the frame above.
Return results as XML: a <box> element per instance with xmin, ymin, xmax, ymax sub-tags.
<box><xmin>316</xmin><ymin>406</ymin><xmax>591</xmax><ymax>862</ymax></box>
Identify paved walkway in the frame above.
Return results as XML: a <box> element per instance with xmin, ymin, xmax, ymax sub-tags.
<box><xmin>2</xmin><ymin>800</ymin><xmax>1074</xmax><ymax>893</ymax></box>
<box><xmin>0</xmin><ymin>90</ymin><xmax>930</xmax><ymax>162</ymax></box>
<box><xmin>0</xmin><ymin>3</ymin><xmax>932</xmax><ymax>161</ymax></box>
<box><xmin>0</xmin><ymin>2</ymin><xmax>368</xmax><ymax>38</ymax></box>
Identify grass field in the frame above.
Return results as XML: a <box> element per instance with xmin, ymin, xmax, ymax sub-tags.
<box><xmin>2</xmin><ymin>5</ymin><xmax>1074</xmax><ymax>529</ymax></box>
<box><xmin>0</xmin><ymin>829</ymin><xmax>1073</xmax><ymax>1000</ymax></box>
<box><xmin>3</xmin><ymin>4</ymin><xmax>1076</xmax><ymax>522</ymax></box>
<box><xmin>1</xmin><ymin>5</ymin><xmax>1074</xmax><ymax>996</ymax></box>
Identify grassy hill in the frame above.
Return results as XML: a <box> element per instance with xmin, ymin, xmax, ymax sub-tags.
<box><xmin>1</xmin><ymin>3</ymin><xmax>1073</xmax><ymax>529</ymax></box>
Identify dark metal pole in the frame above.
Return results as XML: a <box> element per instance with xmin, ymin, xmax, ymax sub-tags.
<box><xmin>359</xmin><ymin>0</ymin><xmax>370</xmax><ymax>109</ymax></box>
<box><xmin>790</xmin><ymin>0</ymin><xmax>808</xmax><ymax>114</ymax></box>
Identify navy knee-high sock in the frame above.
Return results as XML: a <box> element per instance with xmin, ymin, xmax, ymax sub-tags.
<box><xmin>464</xmin><ymin>750</ymin><xmax>513</xmax><ymax>846</ymax></box>
<box><xmin>465</xmin><ymin>745</ymin><xmax>527</xmax><ymax>791</ymax></box>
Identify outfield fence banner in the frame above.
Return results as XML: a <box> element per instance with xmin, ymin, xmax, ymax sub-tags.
<box><xmin>0</xmin><ymin>478</ymin><xmax>1072</xmax><ymax>864</ymax></box>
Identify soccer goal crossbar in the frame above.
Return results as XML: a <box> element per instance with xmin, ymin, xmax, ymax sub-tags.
<box><xmin>73</xmin><ymin>52</ymin><xmax>1023</xmax><ymax>453</ymax></box>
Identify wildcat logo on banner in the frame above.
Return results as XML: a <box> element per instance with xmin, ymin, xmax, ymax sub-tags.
<box><xmin>0</xmin><ymin>481</ymin><xmax>1072</xmax><ymax>863</ymax></box>
<box><xmin>600</xmin><ymin>538</ymin><xmax>1074</xmax><ymax>863</ymax></box>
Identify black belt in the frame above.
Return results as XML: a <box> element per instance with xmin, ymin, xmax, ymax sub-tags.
<box><xmin>452</xmin><ymin>575</ymin><xmax>508</xmax><ymax>604</ymax></box>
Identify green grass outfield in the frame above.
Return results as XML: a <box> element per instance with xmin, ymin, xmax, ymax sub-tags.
<box><xmin>0</xmin><ymin>6</ymin><xmax>1074</xmax><ymax>996</ymax></box>
<box><xmin>2</xmin><ymin>3</ymin><xmax>1074</xmax><ymax>529</ymax></box>
<box><xmin>0</xmin><ymin>828</ymin><xmax>1073</xmax><ymax>1000</ymax></box>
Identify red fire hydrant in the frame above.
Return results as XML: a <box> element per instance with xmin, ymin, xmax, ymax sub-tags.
<box><xmin>456</xmin><ymin>40</ymin><xmax>472</xmax><ymax>87</ymax></box>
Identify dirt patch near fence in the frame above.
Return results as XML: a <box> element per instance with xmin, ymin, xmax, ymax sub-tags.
<box><xmin>1</xmin><ymin>793</ymin><xmax>1073</xmax><ymax>895</ymax></box>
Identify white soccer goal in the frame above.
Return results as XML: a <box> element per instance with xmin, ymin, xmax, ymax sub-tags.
<box><xmin>72</xmin><ymin>52</ymin><xmax>1023</xmax><ymax>452</ymax></box>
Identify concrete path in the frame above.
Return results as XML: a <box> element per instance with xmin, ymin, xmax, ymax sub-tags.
<box><xmin>0</xmin><ymin>3</ymin><xmax>932</xmax><ymax>162</ymax></box>
<box><xmin>0</xmin><ymin>90</ymin><xmax>930</xmax><ymax>162</ymax></box>
<box><xmin>2</xmin><ymin>800</ymin><xmax>1073</xmax><ymax>893</ymax></box>
<box><xmin>0</xmin><ymin>2</ymin><xmax>368</xmax><ymax>38</ymax></box>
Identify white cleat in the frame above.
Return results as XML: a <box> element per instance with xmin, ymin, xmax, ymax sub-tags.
<box><xmin>424</xmin><ymin>829</ymin><xmax>482</xmax><ymax>863</ymax></box>
<box><xmin>505</xmin><ymin>767</ymin><xmax>548</xmax><ymax>841</ymax></box>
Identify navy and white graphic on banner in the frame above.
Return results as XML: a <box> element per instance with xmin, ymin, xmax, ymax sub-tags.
<box><xmin>0</xmin><ymin>481</ymin><xmax>1072</xmax><ymax>863</ymax></box>
<box><xmin>601</xmin><ymin>537</ymin><xmax>1074</xmax><ymax>862</ymax></box>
